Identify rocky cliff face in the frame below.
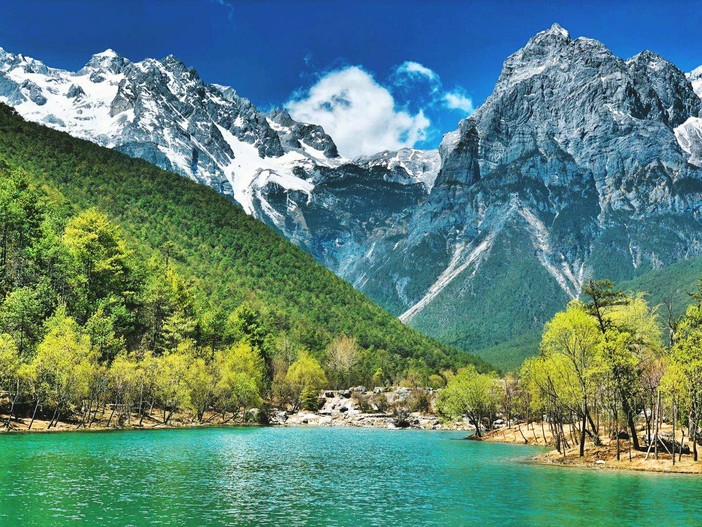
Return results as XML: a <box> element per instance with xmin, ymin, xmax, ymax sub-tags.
<box><xmin>2</xmin><ymin>24</ymin><xmax>702</xmax><ymax>364</ymax></box>
<box><xmin>388</xmin><ymin>24</ymin><xmax>702</xmax><ymax>352</ymax></box>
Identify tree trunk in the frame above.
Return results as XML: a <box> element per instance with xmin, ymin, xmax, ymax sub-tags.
<box><xmin>654</xmin><ymin>391</ymin><xmax>661</xmax><ymax>460</ymax></box>
<box><xmin>517</xmin><ymin>424</ymin><xmax>528</xmax><ymax>444</ymax></box>
<box><xmin>579</xmin><ymin>409</ymin><xmax>587</xmax><ymax>457</ymax></box>
<box><xmin>559</xmin><ymin>421</ymin><xmax>569</xmax><ymax>451</ymax></box>
<box><xmin>672</xmin><ymin>400</ymin><xmax>676</xmax><ymax>466</ymax></box>
<box><xmin>541</xmin><ymin>419</ymin><xmax>548</xmax><ymax>445</ymax></box>
<box><xmin>615</xmin><ymin>406</ymin><xmax>621</xmax><ymax>461</ymax></box>
<box><xmin>586</xmin><ymin>410</ymin><xmax>600</xmax><ymax>445</ymax></box>
<box><xmin>470</xmin><ymin>414</ymin><xmax>481</xmax><ymax>438</ymax></box>
<box><xmin>48</xmin><ymin>406</ymin><xmax>59</xmax><ymax>429</ymax></box>
<box><xmin>89</xmin><ymin>399</ymin><xmax>99</xmax><ymax>427</ymax></box>
<box><xmin>693</xmin><ymin>419</ymin><xmax>698</xmax><ymax>462</ymax></box>
<box><xmin>138</xmin><ymin>385</ymin><xmax>145</xmax><ymax>425</ymax></box>
<box><xmin>5</xmin><ymin>384</ymin><xmax>18</xmax><ymax>429</ymax></box>
<box><xmin>621</xmin><ymin>396</ymin><xmax>640</xmax><ymax>450</ymax></box>
<box><xmin>107</xmin><ymin>400</ymin><xmax>117</xmax><ymax>427</ymax></box>
<box><xmin>679</xmin><ymin>427</ymin><xmax>686</xmax><ymax>462</ymax></box>
<box><xmin>645</xmin><ymin>392</ymin><xmax>654</xmax><ymax>444</ymax></box>
<box><xmin>28</xmin><ymin>398</ymin><xmax>39</xmax><ymax>430</ymax></box>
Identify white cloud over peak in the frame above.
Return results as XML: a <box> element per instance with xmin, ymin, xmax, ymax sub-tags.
<box><xmin>285</xmin><ymin>66</ymin><xmax>431</xmax><ymax>158</ymax></box>
<box><xmin>443</xmin><ymin>89</ymin><xmax>474</xmax><ymax>113</ymax></box>
<box><xmin>394</xmin><ymin>61</ymin><xmax>440</xmax><ymax>82</ymax></box>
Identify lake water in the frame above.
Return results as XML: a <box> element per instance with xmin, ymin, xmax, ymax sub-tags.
<box><xmin>1</xmin><ymin>427</ymin><xmax>701</xmax><ymax>526</ymax></box>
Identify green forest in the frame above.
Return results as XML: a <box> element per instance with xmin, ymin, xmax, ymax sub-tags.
<box><xmin>0</xmin><ymin>103</ymin><xmax>490</xmax><ymax>429</ymax></box>
<box><xmin>438</xmin><ymin>278</ymin><xmax>702</xmax><ymax>463</ymax></box>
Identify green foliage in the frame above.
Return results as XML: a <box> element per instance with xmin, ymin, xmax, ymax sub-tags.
<box><xmin>29</xmin><ymin>309</ymin><xmax>98</xmax><ymax>423</ymax></box>
<box><xmin>62</xmin><ymin>208</ymin><xmax>132</xmax><ymax>320</ymax></box>
<box><xmin>0</xmin><ymin>102</ymin><xmax>490</xmax><ymax>389</ymax></box>
<box><xmin>666</xmin><ymin>297</ymin><xmax>702</xmax><ymax>455</ymax></box>
<box><xmin>214</xmin><ymin>342</ymin><xmax>265</xmax><ymax>414</ymax></box>
<box><xmin>283</xmin><ymin>352</ymin><xmax>327</xmax><ymax>410</ymax></box>
<box><xmin>325</xmin><ymin>334</ymin><xmax>360</xmax><ymax>389</ymax></box>
<box><xmin>436</xmin><ymin>365</ymin><xmax>501</xmax><ymax>437</ymax></box>
<box><xmin>0</xmin><ymin>333</ymin><xmax>20</xmax><ymax>394</ymax></box>
<box><xmin>524</xmin><ymin>285</ymin><xmax>665</xmax><ymax>454</ymax></box>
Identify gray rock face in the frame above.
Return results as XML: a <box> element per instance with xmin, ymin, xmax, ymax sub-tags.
<box><xmin>385</xmin><ymin>24</ymin><xmax>702</xmax><ymax>352</ymax></box>
<box><xmin>269</xmin><ymin>108</ymin><xmax>339</xmax><ymax>158</ymax></box>
<box><xmin>1</xmin><ymin>25</ymin><xmax>702</xmax><ymax>364</ymax></box>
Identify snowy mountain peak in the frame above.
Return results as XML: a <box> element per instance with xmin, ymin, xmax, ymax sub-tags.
<box><xmin>81</xmin><ymin>49</ymin><xmax>129</xmax><ymax>75</ymax></box>
<box><xmin>690</xmin><ymin>65</ymin><xmax>702</xmax><ymax>99</ymax></box>
<box><xmin>628</xmin><ymin>49</ymin><xmax>667</xmax><ymax>66</ymax></box>
<box><xmin>529</xmin><ymin>22</ymin><xmax>571</xmax><ymax>46</ymax></box>
<box><xmin>1</xmin><ymin>28</ymin><xmax>702</xmax><ymax>363</ymax></box>
<box><xmin>94</xmin><ymin>48</ymin><xmax>120</xmax><ymax>58</ymax></box>
<box><xmin>546</xmin><ymin>22</ymin><xmax>569</xmax><ymax>38</ymax></box>
<box><xmin>494</xmin><ymin>24</ymin><xmax>584</xmax><ymax>93</ymax></box>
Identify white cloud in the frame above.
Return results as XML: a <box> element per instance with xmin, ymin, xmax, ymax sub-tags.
<box><xmin>285</xmin><ymin>66</ymin><xmax>431</xmax><ymax>158</ymax></box>
<box><xmin>394</xmin><ymin>61</ymin><xmax>440</xmax><ymax>82</ymax></box>
<box><xmin>209</xmin><ymin>0</ymin><xmax>234</xmax><ymax>22</ymax></box>
<box><xmin>443</xmin><ymin>90</ymin><xmax>474</xmax><ymax>114</ymax></box>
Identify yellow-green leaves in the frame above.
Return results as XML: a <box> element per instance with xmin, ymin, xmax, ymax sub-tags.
<box><xmin>284</xmin><ymin>351</ymin><xmax>327</xmax><ymax>410</ymax></box>
<box><xmin>30</xmin><ymin>310</ymin><xmax>98</xmax><ymax>415</ymax></box>
<box><xmin>436</xmin><ymin>365</ymin><xmax>500</xmax><ymax>433</ymax></box>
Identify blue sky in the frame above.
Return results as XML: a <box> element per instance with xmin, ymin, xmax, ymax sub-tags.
<box><xmin>1</xmin><ymin>0</ymin><xmax>701</xmax><ymax>155</ymax></box>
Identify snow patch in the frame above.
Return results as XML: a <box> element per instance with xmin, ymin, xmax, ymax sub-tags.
<box><xmin>689</xmin><ymin>65</ymin><xmax>702</xmax><ymax>99</ymax></box>
<box><xmin>215</xmin><ymin>124</ymin><xmax>315</xmax><ymax>216</ymax></box>
<box><xmin>399</xmin><ymin>232</ymin><xmax>497</xmax><ymax>323</ymax></box>
<box><xmin>518</xmin><ymin>207</ymin><xmax>579</xmax><ymax>298</ymax></box>
<box><xmin>674</xmin><ymin>117</ymin><xmax>702</xmax><ymax>167</ymax></box>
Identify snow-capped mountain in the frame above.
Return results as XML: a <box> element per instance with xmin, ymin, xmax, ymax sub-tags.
<box><xmin>2</xmin><ymin>24</ymin><xmax>702</xmax><ymax>364</ymax></box>
<box><xmin>0</xmin><ymin>46</ymin><xmax>342</xmax><ymax>214</ymax></box>
<box><xmin>677</xmin><ymin>65</ymin><xmax>702</xmax><ymax>167</ymax></box>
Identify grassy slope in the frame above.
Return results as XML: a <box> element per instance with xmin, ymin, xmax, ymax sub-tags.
<box><xmin>620</xmin><ymin>255</ymin><xmax>702</xmax><ymax>318</ymax></box>
<box><xmin>0</xmin><ymin>103</ymin><xmax>491</xmax><ymax>372</ymax></box>
<box><xmin>476</xmin><ymin>256</ymin><xmax>702</xmax><ymax>372</ymax></box>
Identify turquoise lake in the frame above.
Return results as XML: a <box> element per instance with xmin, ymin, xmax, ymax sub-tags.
<box><xmin>1</xmin><ymin>427</ymin><xmax>701</xmax><ymax>526</ymax></box>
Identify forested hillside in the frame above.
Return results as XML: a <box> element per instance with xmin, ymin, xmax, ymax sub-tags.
<box><xmin>0</xmin><ymin>103</ymin><xmax>489</xmax><ymax>420</ymax></box>
<box><xmin>474</xmin><ymin>257</ymin><xmax>702</xmax><ymax>371</ymax></box>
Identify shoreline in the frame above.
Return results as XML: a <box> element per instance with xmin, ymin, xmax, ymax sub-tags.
<box><xmin>482</xmin><ymin>423</ymin><xmax>702</xmax><ymax>475</ymax></box>
<box><xmin>4</xmin><ymin>413</ymin><xmax>701</xmax><ymax>475</ymax></box>
<box><xmin>0</xmin><ymin>420</ymin><xmax>468</xmax><ymax>437</ymax></box>
<box><xmin>0</xmin><ymin>408</ymin><xmax>471</xmax><ymax>436</ymax></box>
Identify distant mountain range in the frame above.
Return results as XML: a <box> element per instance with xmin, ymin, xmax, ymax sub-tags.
<box><xmin>2</xmin><ymin>23</ymin><xmax>702</xmax><ymax>368</ymax></box>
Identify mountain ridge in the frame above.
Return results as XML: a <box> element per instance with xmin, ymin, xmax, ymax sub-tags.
<box><xmin>0</xmin><ymin>101</ymin><xmax>489</xmax><ymax>378</ymax></box>
<box><xmin>2</xmin><ymin>24</ymin><xmax>701</xmax><ymax>366</ymax></box>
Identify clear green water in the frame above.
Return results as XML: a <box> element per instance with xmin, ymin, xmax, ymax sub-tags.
<box><xmin>1</xmin><ymin>427</ymin><xmax>701</xmax><ymax>526</ymax></box>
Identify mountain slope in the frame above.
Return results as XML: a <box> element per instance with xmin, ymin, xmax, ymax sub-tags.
<box><xmin>384</xmin><ymin>24</ymin><xmax>702</xmax><ymax>356</ymax></box>
<box><xmin>0</xmin><ymin>102</ymin><xmax>489</xmax><ymax>375</ymax></box>
<box><xmin>479</xmin><ymin>255</ymin><xmax>702</xmax><ymax>371</ymax></box>
<box><xmin>2</xmin><ymin>25</ymin><xmax>702</xmax><ymax>368</ymax></box>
